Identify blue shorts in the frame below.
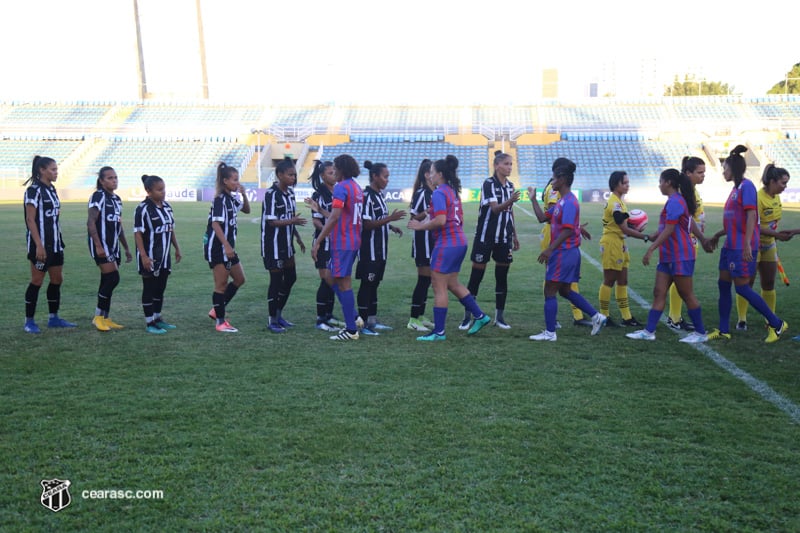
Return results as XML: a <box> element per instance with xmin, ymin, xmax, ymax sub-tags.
<box><xmin>719</xmin><ymin>247</ymin><xmax>756</xmax><ymax>279</ymax></box>
<box><xmin>546</xmin><ymin>247</ymin><xmax>581</xmax><ymax>283</ymax></box>
<box><xmin>656</xmin><ymin>260</ymin><xmax>695</xmax><ymax>277</ymax></box>
<box><xmin>431</xmin><ymin>245</ymin><xmax>467</xmax><ymax>274</ymax></box>
<box><xmin>329</xmin><ymin>249</ymin><xmax>358</xmax><ymax>279</ymax></box>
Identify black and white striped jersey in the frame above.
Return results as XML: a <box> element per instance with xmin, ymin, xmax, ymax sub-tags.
<box><xmin>410</xmin><ymin>186</ymin><xmax>433</xmax><ymax>260</ymax></box>
<box><xmin>474</xmin><ymin>175</ymin><xmax>516</xmax><ymax>245</ymax></box>
<box><xmin>360</xmin><ymin>186</ymin><xmax>389</xmax><ymax>262</ymax></box>
<box><xmin>261</xmin><ymin>183</ymin><xmax>297</xmax><ymax>260</ymax></box>
<box><xmin>24</xmin><ymin>182</ymin><xmax>64</xmax><ymax>254</ymax></box>
<box><xmin>133</xmin><ymin>198</ymin><xmax>175</xmax><ymax>272</ymax></box>
<box><xmin>88</xmin><ymin>189</ymin><xmax>123</xmax><ymax>260</ymax></box>
<box><xmin>311</xmin><ymin>188</ymin><xmax>333</xmax><ymax>253</ymax></box>
<box><xmin>204</xmin><ymin>192</ymin><xmax>242</xmax><ymax>261</ymax></box>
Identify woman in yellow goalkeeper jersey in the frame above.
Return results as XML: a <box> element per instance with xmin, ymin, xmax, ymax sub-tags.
<box><xmin>736</xmin><ymin>164</ymin><xmax>800</xmax><ymax>330</ymax></box>
<box><xmin>597</xmin><ymin>170</ymin><xmax>649</xmax><ymax>327</ymax></box>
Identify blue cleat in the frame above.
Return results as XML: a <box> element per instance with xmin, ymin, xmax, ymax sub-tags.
<box><xmin>467</xmin><ymin>314</ymin><xmax>491</xmax><ymax>335</ymax></box>
<box><xmin>416</xmin><ymin>333</ymin><xmax>446</xmax><ymax>341</ymax></box>
<box><xmin>24</xmin><ymin>320</ymin><xmax>41</xmax><ymax>334</ymax></box>
<box><xmin>47</xmin><ymin>316</ymin><xmax>77</xmax><ymax>328</ymax></box>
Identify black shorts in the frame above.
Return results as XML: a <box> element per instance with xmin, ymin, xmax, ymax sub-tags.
<box><xmin>93</xmin><ymin>254</ymin><xmax>120</xmax><ymax>266</ymax></box>
<box><xmin>28</xmin><ymin>251</ymin><xmax>64</xmax><ymax>272</ymax></box>
<box><xmin>314</xmin><ymin>248</ymin><xmax>331</xmax><ymax>270</ymax></box>
<box><xmin>414</xmin><ymin>256</ymin><xmax>431</xmax><ymax>268</ymax></box>
<box><xmin>263</xmin><ymin>256</ymin><xmax>294</xmax><ymax>271</ymax></box>
<box><xmin>356</xmin><ymin>259</ymin><xmax>386</xmax><ymax>282</ymax></box>
<box><xmin>208</xmin><ymin>253</ymin><xmax>240</xmax><ymax>271</ymax></box>
<box><xmin>470</xmin><ymin>239</ymin><xmax>513</xmax><ymax>264</ymax></box>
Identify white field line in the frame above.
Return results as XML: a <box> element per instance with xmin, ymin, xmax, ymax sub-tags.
<box><xmin>516</xmin><ymin>205</ymin><xmax>800</xmax><ymax>424</ymax></box>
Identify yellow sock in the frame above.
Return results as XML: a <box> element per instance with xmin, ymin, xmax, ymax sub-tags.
<box><xmin>571</xmin><ymin>282</ymin><xmax>583</xmax><ymax>320</ymax></box>
<box><xmin>736</xmin><ymin>294</ymin><xmax>749</xmax><ymax>323</ymax></box>
<box><xmin>598</xmin><ymin>284</ymin><xmax>612</xmax><ymax>316</ymax></box>
<box><xmin>668</xmin><ymin>283</ymin><xmax>682</xmax><ymax>322</ymax></box>
<box><xmin>616</xmin><ymin>284</ymin><xmax>632</xmax><ymax>320</ymax></box>
<box><xmin>761</xmin><ymin>289</ymin><xmax>776</xmax><ymax>314</ymax></box>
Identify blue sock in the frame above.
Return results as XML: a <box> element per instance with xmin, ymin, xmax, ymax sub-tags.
<box><xmin>459</xmin><ymin>294</ymin><xmax>483</xmax><ymax>319</ymax></box>
<box><xmin>718</xmin><ymin>280</ymin><xmax>732</xmax><ymax>333</ymax></box>
<box><xmin>686</xmin><ymin>306</ymin><xmax>706</xmax><ymax>335</ymax></box>
<box><xmin>544</xmin><ymin>296</ymin><xmax>558</xmax><ymax>332</ymax></box>
<box><xmin>646</xmin><ymin>309</ymin><xmax>661</xmax><ymax>333</ymax></box>
<box><xmin>433</xmin><ymin>307</ymin><xmax>447</xmax><ymax>335</ymax></box>
<box><xmin>338</xmin><ymin>289</ymin><xmax>357</xmax><ymax>331</ymax></box>
<box><xmin>564</xmin><ymin>290</ymin><xmax>598</xmax><ymax>317</ymax></box>
<box><xmin>735</xmin><ymin>284</ymin><xmax>781</xmax><ymax>328</ymax></box>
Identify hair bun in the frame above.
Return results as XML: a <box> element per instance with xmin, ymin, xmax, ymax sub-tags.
<box><xmin>445</xmin><ymin>154</ymin><xmax>459</xmax><ymax>171</ymax></box>
<box><xmin>363</xmin><ymin>160</ymin><xmax>373</xmax><ymax>170</ymax></box>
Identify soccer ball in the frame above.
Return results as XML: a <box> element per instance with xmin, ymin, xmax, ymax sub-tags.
<box><xmin>628</xmin><ymin>209</ymin><xmax>648</xmax><ymax>232</ymax></box>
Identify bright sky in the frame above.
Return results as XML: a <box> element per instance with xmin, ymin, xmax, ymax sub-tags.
<box><xmin>0</xmin><ymin>0</ymin><xmax>798</xmax><ymax>104</ymax></box>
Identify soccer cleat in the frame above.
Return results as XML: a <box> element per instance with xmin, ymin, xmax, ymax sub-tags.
<box><xmin>419</xmin><ymin>316</ymin><xmax>435</xmax><ymax>329</ymax></box>
<box><xmin>494</xmin><ymin>318</ymin><xmax>512</xmax><ymax>330</ymax></box>
<box><xmin>792</xmin><ymin>335</ymin><xmax>800</xmax><ymax>342</ymax></box>
<box><xmin>735</xmin><ymin>320</ymin><xmax>748</xmax><ymax>331</ymax></box>
<box><xmin>155</xmin><ymin>320</ymin><xmax>176</xmax><ymax>330</ymax></box>
<box><xmin>626</xmin><ymin>329</ymin><xmax>656</xmax><ymax>341</ymax></box>
<box><xmin>215</xmin><ymin>320</ymin><xmax>238</xmax><ymax>333</ymax></box>
<box><xmin>316</xmin><ymin>321</ymin><xmax>339</xmax><ymax>332</ymax></box>
<box><xmin>325</xmin><ymin>315</ymin><xmax>345</xmax><ymax>327</ymax></box>
<box><xmin>679</xmin><ymin>331</ymin><xmax>709</xmax><ymax>344</ymax></box>
<box><xmin>590</xmin><ymin>313</ymin><xmax>607</xmax><ymax>335</ymax></box>
<box><xmin>467</xmin><ymin>314</ymin><xmax>491</xmax><ymax>335</ymax></box>
<box><xmin>104</xmin><ymin>317</ymin><xmax>124</xmax><ymax>329</ymax></box>
<box><xmin>458</xmin><ymin>317</ymin><xmax>473</xmax><ymax>331</ymax></box>
<box><xmin>407</xmin><ymin>318</ymin><xmax>431</xmax><ymax>332</ymax></box>
<box><xmin>268</xmin><ymin>323</ymin><xmax>286</xmax><ymax>334</ymax></box>
<box><xmin>417</xmin><ymin>332</ymin><xmax>446</xmax><ymax>341</ymax></box>
<box><xmin>24</xmin><ymin>320</ymin><xmax>41</xmax><ymax>334</ymax></box>
<box><xmin>330</xmin><ymin>329</ymin><xmax>359</xmax><ymax>341</ymax></box>
<box><xmin>621</xmin><ymin>317</ymin><xmax>643</xmax><ymax>327</ymax></box>
<box><xmin>360</xmin><ymin>327</ymin><xmax>380</xmax><ymax>336</ymax></box>
<box><xmin>276</xmin><ymin>317</ymin><xmax>295</xmax><ymax>328</ymax></box>
<box><xmin>529</xmin><ymin>330</ymin><xmax>557</xmax><ymax>341</ymax></box>
<box><xmin>604</xmin><ymin>317</ymin><xmax>621</xmax><ymax>328</ymax></box>
<box><xmin>372</xmin><ymin>322</ymin><xmax>393</xmax><ymax>331</ymax></box>
<box><xmin>765</xmin><ymin>320</ymin><xmax>788</xmax><ymax>344</ymax></box>
<box><xmin>48</xmin><ymin>316</ymin><xmax>77</xmax><ymax>328</ymax></box>
<box><xmin>208</xmin><ymin>307</ymin><xmax>217</xmax><ymax>320</ymax></box>
<box><xmin>573</xmin><ymin>318</ymin><xmax>593</xmax><ymax>327</ymax></box>
<box><xmin>92</xmin><ymin>315</ymin><xmax>111</xmax><ymax>332</ymax></box>
<box><xmin>666</xmin><ymin>317</ymin><xmax>695</xmax><ymax>332</ymax></box>
<box><xmin>146</xmin><ymin>324</ymin><xmax>167</xmax><ymax>335</ymax></box>
<box><xmin>707</xmin><ymin>328</ymin><xmax>731</xmax><ymax>340</ymax></box>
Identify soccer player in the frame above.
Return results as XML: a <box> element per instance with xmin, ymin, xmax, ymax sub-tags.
<box><xmin>406</xmin><ymin>159</ymin><xmax>436</xmax><ymax>333</ymax></box>
<box><xmin>304</xmin><ymin>159</ymin><xmax>342</xmax><ymax>331</ymax></box>
<box><xmin>625</xmin><ymin>169</ymin><xmax>710</xmax><ymax>343</ymax></box>
<box><xmin>311</xmin><ymin>154</ymin><xmax>364</xmax><ymax>341</ymax></box>
<box><xmin>735</xmin><ymin>164</ymin><xmax>799</xmax><ymax>330</ymax></box>
<box><xmin>204</xmin><ymin>162</ymin><xmax>250</xmax><ymax>333</ymax></box>
<box><xmin>707</xmin><ymin>146</ymin><xmax>789</xmax><ymax>343</ymax></box>
<box><xmin>540</xmin><ymin>158</ymin><xmax>592</xmax><ymax>327</ymax></box>
<box><xmin>133</xmin><ymin>174</ymin><xmax>182</xmax><ymax>334</ymax></box>
<box><xmin>261</xmin><ymin>158</ymin><xmax>307</xmax><ymax>333</ymax></box>
<box><xmin>666</xmin><ymin>156</ymin><xmax>707</xmax><ymax>332</ymax></box>
<box><xmin>22</xmin><ymin>155</ymin><xmax>77</xmax><ymax>333</ymax></box>
<box><xmin>407</xmin><ymin>155</ymin><xmax>491</xmax><ymax>341</ymax></box>
<box><xmin>528</xmin><ymin>158</ymin><xmax>607</xmax><ymax>341</ymax></box>
<box><xmin>87</xmin><ymin>166</ymin><xmax>132</xmax><ymax>331</ymax></box>
<box><xmin>356</xmin><ymin>160</ymin><xmax>406</xmax><ymax>335</ymax></box>
<box><xmin>460</xmin><ymin>150</ymin><xmax>520</xmax><ymax>330</ymax></box>
<box><xmin>598</xmin><ymin>170</ymin><xmax>648</xmax><ymax>327</ymax></box>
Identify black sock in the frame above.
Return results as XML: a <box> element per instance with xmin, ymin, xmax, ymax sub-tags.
<box><xmin>25</xmin><ymin>283</ymin><xmax>41</xmax><ymax>319</ymax></box>
<box><xmin>410</xmin><ymin>275</ymin><xmax>431</xmax><ymax>318</ymax></box>
<box><xmin>223</xmin><ymin>282</ymin><xmax>239</xmax><ymax>306</ymax></box>
<box><xmin>268</xmin><ymin>270</ymin><xmax>282</xmax><ymax>318</ymax></box>
<box><xmin>495</xmin><ymin>264</ymin><xmax>509</xmax><ymax>314</ymax></box>
<box><xmin>213</xmin><ymin>292</ymin><xmax>226</xmax><ymax>321</ymax></box>
<box><xmin>46</xmin><ymin>283</ymin><xmax>61</xmax><ymax>315</ymax></box>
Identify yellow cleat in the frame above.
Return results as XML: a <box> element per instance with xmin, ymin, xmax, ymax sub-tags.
<box><xmin>706</xmin><ymin>328</ymin><xmax>731</xmax><ymax>340</ymax></box>
<box><xmin>104</xmin><ymin>317</ymin><xmax>125</xmax><ymax>329</ymax></box>
<box><xmin>92</xmin><ymin>315</ymin><xmax>110</xmax><ymax>332</ymax></box>
<box><xmin>765</xmin><ymin>320</ymin><xmax>788</xmax><ymax>344</ymax></box>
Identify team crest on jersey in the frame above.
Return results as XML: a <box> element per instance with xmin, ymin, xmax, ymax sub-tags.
<box><xmin>474</xmin><ymin>253</ymin><xmax>484</xmax><ymax>263</ymax></box>
<box><xmin>730</xmin><ymin>190</ymin><xmax>738</xmax><ymax>201</ymax></box>
<box><xmin>40</xmin><ymin>479</ymin><xmax>71</xmax><ymax>512</ymax></box>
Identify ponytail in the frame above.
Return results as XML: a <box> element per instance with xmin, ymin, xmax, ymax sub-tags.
<box><xmin>25</xmin><ymin>155</ymin><xmax>55</xmax><ymax>186</ymax></box>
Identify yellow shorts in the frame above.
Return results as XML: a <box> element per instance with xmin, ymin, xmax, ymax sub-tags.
<box><xmin>600</xmin><ymin>237</ymin><xmax>630</xmax><ymax>271</ymax></box>
<box><xmin>758</xmin><ymin>243</ymin><xmax>777</xmax><ymax>263</ymax></box>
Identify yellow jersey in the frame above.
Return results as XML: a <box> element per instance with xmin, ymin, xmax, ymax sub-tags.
<box><xmin>601</xmin><ymin>192</ymin><xmax>627</xmax><ymax>241</ymax></box>
<box><xmin>758</xmin><ymin>187</ymin><xmax>782</xmax><ymax>248</ymax></box>
<box><xmin>693</xmin><ymin>188</ymin><xmax>705</xmax><ymax>232</ymax></box>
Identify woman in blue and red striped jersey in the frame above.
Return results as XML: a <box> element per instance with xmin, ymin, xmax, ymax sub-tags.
<box><xmin>407</xmin><ymin>155</ymin><xmax>490</xmax><ymax>341</ymax></box>
<box><xmin>708</xmin><ymin>145</ymin><xmax>788</xmax><ymax>343</ymax></box>
<box><xmin>626</xmin><ymin>168</ymin><xmax>710</xmax><ymax>343</ymax></box>
<box><xmin>528</xmin><ymin>158</ymin><xmax>607</xmax><ymax>341</ymax></box>
<box><xmin>311</xmin><ymin>154</ymin><xmax>364</xmax><ymax>341</ymax></box>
